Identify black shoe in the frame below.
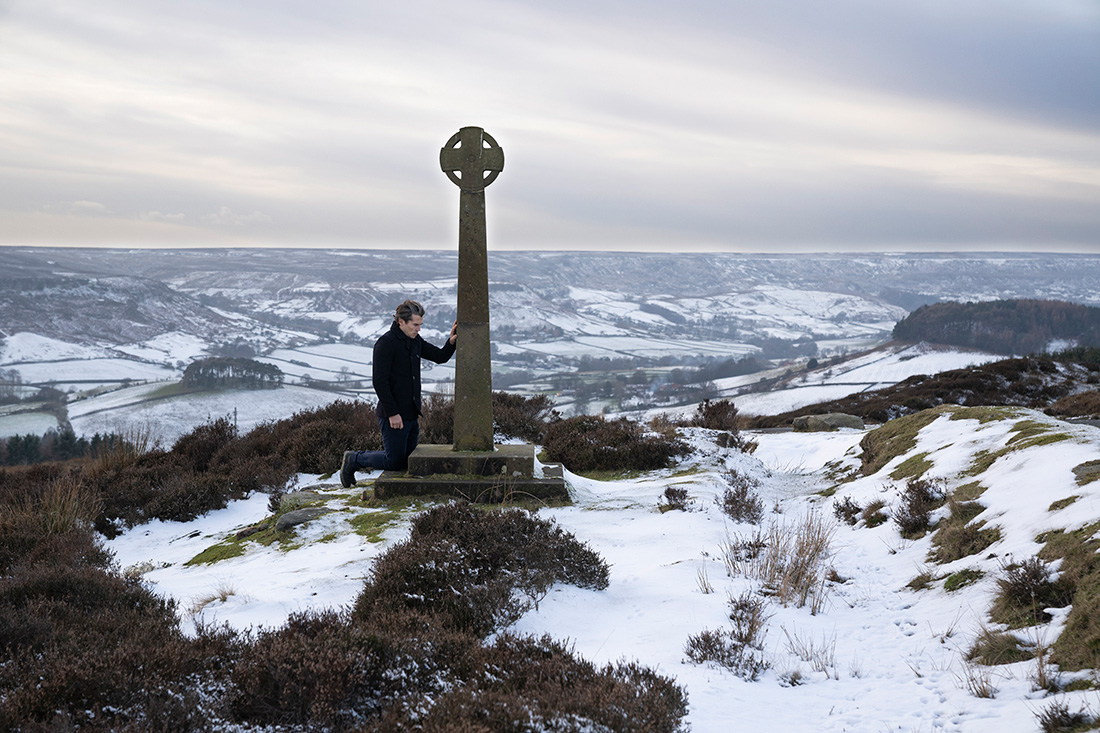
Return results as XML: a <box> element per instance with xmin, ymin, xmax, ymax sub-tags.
<box><xmin>340</xmin><ymin>451</ymin><xmax>356</xmax><ymax>488</ymax></box>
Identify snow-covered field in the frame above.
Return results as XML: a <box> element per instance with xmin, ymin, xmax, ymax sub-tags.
<box><xmin>109</xmin><ymin>409</ymin><xmax>1100</xmax><ymax>732</ymax></box>
<box><xmin>0</xmin><ymin>331</ymin><xmax>197</xmax><ymax>386</ymax></box>
<box><xmin>0</xmin><ymin>332</ymin><xmax>1009</xmax><ymax>449</ymax></box>
<box><xmin>69</xmin><ymin>384</ymin><xmax>351</xmax><ymax>446</ymax></box>
<box><xmin>506</xmin><ymin>335</ymin><xmax>757</xmax><ymax>362</ymax></box>
<box><xmin>0</xmin><ymin>411</ymin><xmax>59</xmax><ymax>438</ymax></box>
<box><xmin>8</xmin><ymin>358</ymin><xmax>177</xmax><ymax>386</ymax></box>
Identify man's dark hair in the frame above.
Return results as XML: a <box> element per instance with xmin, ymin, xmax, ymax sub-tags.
<box><xmin>394</xmin><ymin>299</ymin><xmax>425</xmax><ymax>323</ymax></box>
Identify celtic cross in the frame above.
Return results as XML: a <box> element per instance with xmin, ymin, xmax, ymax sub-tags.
<box><xmin>440</xmin><ymin>127</ymin><xmax>504</xmax><ymax>452</ymax></box>
<box><xmin>440</xmin><ymin>127</ymin><xmax>504</xmax><ymax>192</ymax></box>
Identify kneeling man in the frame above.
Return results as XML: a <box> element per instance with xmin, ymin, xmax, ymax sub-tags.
<box><xmin>340</xmin><ymin>299</ymin><xmax>456</xmax><ymax>487</ymax></box>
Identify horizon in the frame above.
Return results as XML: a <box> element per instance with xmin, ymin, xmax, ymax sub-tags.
<box><xmin>4</xmin><ymin>243</ymin><xmax>1100</xmax><ymax>257</ymax></box>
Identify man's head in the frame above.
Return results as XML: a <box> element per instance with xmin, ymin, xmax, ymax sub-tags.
<box><xmin>394</xmin><ymin>299</ymin><xmax>425</xmax><ymax>339</ymax></box>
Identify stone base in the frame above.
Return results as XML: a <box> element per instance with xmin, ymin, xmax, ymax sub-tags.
<box><xmin>372</xmin><ymin>444</ymin><xmax>568</xmax><ymax>502</ymax></box>
<box><xmin>406</xmin><ymin>443</ymin><xmax>535</xmax><ymax>477</ymax></box>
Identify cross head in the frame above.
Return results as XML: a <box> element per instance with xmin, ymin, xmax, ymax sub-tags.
<box><xmin>440</xmin><ymin>127</ymin><xmax>504</xmax><ymax>192</ymax></box>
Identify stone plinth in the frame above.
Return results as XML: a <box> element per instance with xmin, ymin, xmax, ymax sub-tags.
<box><xmin>408</xmin><ymin>443</ymin><xmax>534</xmax><ymax>477</ymax></box>
<box><xmin>372</xmin><ymin>444</ymin><xmax>568</xmax><ymax>502</ymax></box>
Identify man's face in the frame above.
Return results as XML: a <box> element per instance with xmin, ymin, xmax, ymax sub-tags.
<box><xmin>398</xmin><ymin>315</ymin><xmax>423</xmax><ymax>339</ymax></box>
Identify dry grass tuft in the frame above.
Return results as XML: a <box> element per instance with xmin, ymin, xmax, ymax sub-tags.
<box><xmin>731</xmin><ymin>510</ymin><xmax>834</xmax><ymax>612</ymax></box>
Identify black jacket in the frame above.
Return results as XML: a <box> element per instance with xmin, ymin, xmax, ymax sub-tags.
<box><xmin>372</xmin><ymin>321</ymin><xmax>456</xmax><ymax>421</ymax></box>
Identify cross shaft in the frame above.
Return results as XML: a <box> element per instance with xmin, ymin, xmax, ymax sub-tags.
<box><xmin>440</xmin><ymin>127</ymin><xmax>503</xmax><ymax>452</ymax></box>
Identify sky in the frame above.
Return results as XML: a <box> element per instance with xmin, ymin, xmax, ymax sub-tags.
<box><xmin>0</xmin><ymin>0</ymin><xmax>1098</xmax><ymax>253</ymax></box>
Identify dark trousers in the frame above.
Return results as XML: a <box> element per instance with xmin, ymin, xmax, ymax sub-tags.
<box><xmin>351</xmin><ymin>416</ymin><xmax>419</xmax><ymax>472</ymax></box>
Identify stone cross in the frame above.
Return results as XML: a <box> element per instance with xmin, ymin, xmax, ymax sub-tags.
<box><xmin>440</xmin><ymin>126</ymin><xmax>504</xmax><ymax>452</ymax></box>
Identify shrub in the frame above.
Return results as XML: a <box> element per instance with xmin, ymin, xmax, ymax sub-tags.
<box><xmin>0</xmin><ymin>549</ymin><xmax>231</xmax><ymax>730</ymax></box>
<box><xmin>990</xmin><ymin>557</ymin><xmax>1073</xmax><ymax>628</ymax></box>
<box><xmin>418</xmin><ymin>392</ymin><xmax>454</xmax><ymax>444</ymax></box>
<box><xmin>727</xmin><ymin>590</ymin><xmax>772</xmax><ymax>649</ymax></box>
<box><xmin>1047</xmin><ymin>390</ymin><xmax>1100</xmax><ymax>419</ymax></box>
<box><xmin>353</xmin><ymin>502</ymin><xmax>609</xmax><ymax>636</ymax></box>
<box><xmin>412</xmin><ymin>392</ymin><xmax>559</xmax><ymax>445</ymax></box>
<box><xmin>684</xmin><ymin>628</ymin><xmax>768</xmax><ymax>681</ymax></box>
<box><xmin>541</xmin><ymin>415</ymin><xmax>689</xmax><ymax>473</ymax></box>
<box><xmin>172</xmin><ymin>416</ymin><xmax>238</xmax><ymax>472</ymax></box>
<box><xmin>647</xmin><ymin>413</ymin><xmax>680</xmax><ymax>440</ymax></box>
<box><xmin>237</xmin><ymin>399</ymin><xmax>382</xmax><ymax>474</ymax></box>
<box><xmin>688</xmin><ymin>398</ymin><xmax>741</xmax><ymax>432</ymax></box>
<box><xmin>1035</xmin><ymin>700</ymin><xmax>1096</xmax><ymax>733</ymax></box>
<box><xmin>87</xmin><ymin>402</ymin><xmax>396</xmax><ymax>529</ymax></box>
<box><xmin>394</xmin><ymin>633</ymin><xmax>688</xmax><ymax>733</ymax></box>
<box><xmin>492</xmin><ymin>391</ymin><xmax>557</xmax><ymax>442</ymax></box>
<box><xmin>832</xmin><ymin>496</ymin><xmax>861</xmax><ymax>525</ymax></box>
<box><xmin>661</xmin><ymin>486</ymin><xmax>690</xmax><ymax>512</ymax></box>
<box><xmin>230</xmin><ymin>609</ymin><xmax>421</xmax><ymax>728</ymax></box>
<box><xmin>686</xmin><ymin>399</ymin><xmax>758</xmax><ymax>453</ymax></box>
<box><xmin>717</xmin><ymin>471</ymin><xmax>764</xmax><ymax>524</ymax></box>
<box><xmin>0</xmin><ymin>414</ymin><xmax>691</xmax><ymax>731</ymax></box>
<box><xmin>893</xmin><ymin>477</ymin><xmax>947</xmax><ymax>538</ymax></box>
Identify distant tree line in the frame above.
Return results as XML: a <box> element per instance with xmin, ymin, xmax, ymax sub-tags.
<box><xmin>0</xmin><ymin>429</ymin><xmax>129</xmax><ymax>466</ymax></box>
<box><xmin>639</xmin><ymin>301</ymin><xmax>687</xmax><ymax>324</ymax></box>
<box><xmin>893</xmin><ymin>299</ymin><xmax>1100</xmax><ymax>356</ymax></box>
<box><xmin>182</xmin><ymin>357</ymin><xmax>284</xmax><ymax>389</ymax></box>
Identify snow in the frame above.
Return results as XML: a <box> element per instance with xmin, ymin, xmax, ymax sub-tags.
<box><xmin>801</xmin><ymin>343</ymin><xmax>1003</xmax><ymax>386</ymax></box>
<box><xmin>7</xmin><ymin>358</ymin><xmax>177</xmax><ymax>385</ymax></box>
<box><xmin>736</xmin><ymin>384</ymin><xmax>875</xmax><ymax>417</ymax></box>
<box><xmin>0</xmin><ymin>332</ymin><xmax>112</xmax><ymax>363</ymax></box>
<box><xmin>106</xmin><ymin>410</ymin><xmax>1100</xmax><ymax>732</ymax></box>
<box><xmin>0</xmin><ymin>411</ymin><xmax>59</xmax><ymax>438</ymax></box>
<box><xmin>512</xmin><ymin>336</ymin><xmax>755</xmax><ymax>362</ymax></box>
<box><xmin>66</xmin><ymin>382</ymin><xmax>170</xmax><ymax>417</ymax></box>
<box><xmin>113</xmin><ymin>331</ymin><xmax>209</xmax><ymax>364</ymax></box>
<box><xmin>733</xmin><ymin>343</ymin><xmax>1005</xmax><ymax>416</ymax></box>
<box><xmin>70</xmin><ymin>384</ymin><xmax>351</xmax><ymax>445</ymax></box>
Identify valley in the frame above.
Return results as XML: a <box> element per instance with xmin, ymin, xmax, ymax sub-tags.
<box><xmin>2</xmin><ymin>248</ymin><xmax>1100</xmax><ymax>443</ymax></box>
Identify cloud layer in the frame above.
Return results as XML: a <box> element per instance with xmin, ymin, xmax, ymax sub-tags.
<box><xmin>0</xmin><ymin>0</ymin><xmax>1097</xmax><ymax>252</ymax></box>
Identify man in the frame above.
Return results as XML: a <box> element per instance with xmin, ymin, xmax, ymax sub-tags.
<box><xmin>340</xmin><ymin>299</ymin><xmax>457</xmax><ymax>487</ymax></box>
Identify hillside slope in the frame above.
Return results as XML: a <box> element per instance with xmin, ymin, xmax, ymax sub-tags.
<box><xmin>745</xmin><ymin>349</ymin><xmax>1100</xmax><ymax>427</ymax></box>
<box><xmin>894</xmin><ymin>299</ymin><xmax>1100</xmax><ymax>355</ymax></box>
<box><xmin>107</xmin><ymin>407</ymin><xmax>1100</xmax><ymax>731</ymax></box>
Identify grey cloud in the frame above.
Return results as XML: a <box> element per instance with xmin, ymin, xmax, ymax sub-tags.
<box><xmin>140</xmin><ymin>211</ymin><xmax>187</xmax><ymax>223</ymax></box>
<box><xmin>42</xmin><ymin>201</ymin><xmax>114</xmax><ymax>216</ymax></box>
<box><xmin>201</xmin><ymin>207</ymin><xmax>272</xmax><ymax>227</ymax></box>
<box><xmin>0</xmin><ymin>0</ymin><xmax>1096</xmax><ymax>253</ymax></box>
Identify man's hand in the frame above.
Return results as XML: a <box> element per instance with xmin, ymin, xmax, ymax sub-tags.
<box><xmin>389</xmin><ymin>414</ymin><xmax>404</xmax><ymax>430</ymax></box>
<box><xmin>449</xmin><ymin>320</ymin><xmax>458</xmax><ymax>344</ymax></box>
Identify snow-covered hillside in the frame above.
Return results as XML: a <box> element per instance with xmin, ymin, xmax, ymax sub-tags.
<box><xmin>731</xmin><ymin>342</ymin><xmax>1005</xmax><ymax>416</ymax></box>
<box><xmin>109</xmin><ymin>409</ymin><xmax>1100</xmax><ymax>732</ymax></box>
<box><xmin>4</xmin><ymin>247</ymin><xmax>1100</xmax><ymax>443</ymax></box>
